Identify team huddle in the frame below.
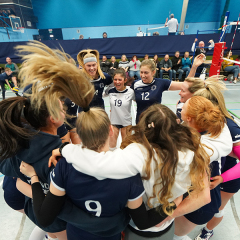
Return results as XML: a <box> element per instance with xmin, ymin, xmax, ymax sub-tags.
<box><xmin>0</xmin><ymin>41</ymin><xmax>239</xmax><ymax>240</ymax></box>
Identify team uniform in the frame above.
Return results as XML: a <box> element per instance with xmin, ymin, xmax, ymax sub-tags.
<box><xmin>220</xmin><ymin>117</ymin><xmax>240</xmax><ymax>193</ymax></box>
<box><xmin>132</xmin><ymin>78</ymin><xmax>172</xmax><ymax>123</ymax></box>
<box><xmin>61</xmin><ymin>142</ymin><xmax>196</xmax><ymax>238</ymax></box>
<box><xmin>105</xmin><ymin>86</ymin><xmax>135</xmax><ymax>127</ymax></box>
<box><xmin>79</xmin><ymin>72</ymin><xmax>112</xmax><ymax>111</ymax></box>
<box><xmin>176</xmin><ymin>100</ymin><xmax>184</xmax><ymax>122</ymax></box>
<box><xmin>184</xmin><ymin>124</ymin><xmax>232</xmax><ymax>224</ymax></box>
<box><xmin>50</xmin><ymin>158</ymin><xmax>145</xmax><ymax>240</ymax></box>
<box><xmin>57</xmin><ymin>98</ymin><xmax>78</xmax><ymax>138</ymax></box>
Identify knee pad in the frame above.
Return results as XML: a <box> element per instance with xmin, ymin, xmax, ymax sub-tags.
<box><xmin>214</xmin><ymin>209</ymin><xmax>224</xmax><ymax>218</ymax></box>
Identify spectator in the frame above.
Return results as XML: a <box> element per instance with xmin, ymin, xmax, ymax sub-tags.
<box><xmin>152</xmin><ymin>31</ymin><xmax>160</xmax><ymax>36</ymax></box>
<box><xmin>118</xmin><ymin>55</ymin><xmax>129</xmax><ymax>73</ymax></box>
<box><xmin>172</xmin><ymin>51</ymin><xmax>184</xmax><ymax>81</ymax></box>
<box><xmin>153</xmin><ymin>54</ymin><xmax>160</xmax><ymax>78</ymax></box>
<box><xmin>102</xmin><ymin>32</ymin><xmax>107</xmax><ymax>38</ymax></box>
<box><xmin>100</xmin><ymin>55</ymin><xmax>111</xmax><ymax>74</ymax></box>
<box><xmin>108</xmin><ymin>56</ymin><xmax>119</xmax><ymax>76</ymax></box>
<box><xmin>128</xmin><ymin>55</ymin><xmax>141</xmax><ymax>79</ymax></box>
<box><xmin>5</xmin><ymin>57</ymin><xmax>19</xmax><ymax>88</ymax></box>
<box><xmin>165</xmin><ymin>14</ymin><xmax>178</xmax><ymax>35</ymax></box>
<box><xmin>79</xmin><ymin>35</ymin><xmax>84</xmax><ymax>39</ymax></box>
<box><xmin>222</xmin><ymin>51</ymin><xmax>240</xmax><ymax>84</ymax></box>
<box><xmin>234</xmin><ymin>55</ymin><xmax>240</xmax><ymax>67</ymax></box>
<box><xmin>159</xmin><ymin>54</ymin><xmax>173</xmax><ymax>80</ymax></box>
<box><xmin>182</xmin><ymin>51</ymin><xmax>192</xmax><ymax>77</ymax></box>
<box><xmin>191</xmin><ymin>38</ymin><xmax>214</xmax><ymax>76</ymax></box>
<box><xmin>144</xmin><ymin>54</ymin><xmax>149</xmax><ymax>60</ymax></box>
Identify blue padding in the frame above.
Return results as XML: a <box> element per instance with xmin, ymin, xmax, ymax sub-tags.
<box><xmin>0</xmin><ymin>33</ymin><xmax>239</xmax><ymax>63</ymax></box>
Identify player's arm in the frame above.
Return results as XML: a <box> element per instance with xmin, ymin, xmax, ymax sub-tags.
<box><xmin>128</xmin><ymin>195</ymin><xmax>178</xmax><ymax>230</ymax></box>
<box><xmin>170</xmin><ymin>172</ymin><xmax>210</xmax><ymax>218</ymax></box>
<box><xmin>187</xmin><ymin>53</ymin><xmax>205</xmax><ymax>78</ymax></box>
<box><xmin>16</xmin><ymin>178</ymin><xmax>32</xmax><ymax>198</ymax></box>
<box><xmin>20</xmin><ymin>161</ymin><xmax>66</xmax><ymax>227</ymax></box>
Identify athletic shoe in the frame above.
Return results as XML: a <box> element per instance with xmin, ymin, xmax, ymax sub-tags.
<box><xmin>194</xmin><ymin>228</ymin><xmax>213</xmax><ymax>240</ymax></box>
<box><xmin>233</xmin><ymin>79</ymin><xmax>237</xmax><ymax>84</ymax></box>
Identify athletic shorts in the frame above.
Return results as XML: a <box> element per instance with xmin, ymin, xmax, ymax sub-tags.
<box><xmin>184</xmin><ymin>186</ymin><xmax>221</xmax><ymax>225</ymax></box>
<box><xmin>112</xmin><ymin>125</ymin><xmax>124</xmax><ymax>129</ymax></box>
<box><xmin>3</xmin><ymin>177</ymin><xmax>25</xmax><ymax>210</ymax></box>
<box><xmin>221</xmin><ymin>159</ymin><xmax>240</xmax><ymax>193</ymax></box>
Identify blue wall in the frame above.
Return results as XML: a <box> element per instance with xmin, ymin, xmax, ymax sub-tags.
<box><xmin>31</xmin><ymin>0</ymin><xmax>183</xmax><ymax>29</ymax></box>
<box><xmin>0</xmin><ymin>28</ymin><xmax>39</xmax><ymax>42</ymax></box>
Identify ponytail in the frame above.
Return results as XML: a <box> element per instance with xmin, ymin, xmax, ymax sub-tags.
<box><xmin>0</xmin><ymin>97</ymin><xmax>36</xmax><ymax>161</ymax></box>
<box><xmin>15</xmin><ymin>41</ymin><xmax>94</xmax><ymax>122</ymax></box>
<box><xmin>187</xmin><ymin>96</ymin><xmax>224</xmax><ymax>138</ymax></box>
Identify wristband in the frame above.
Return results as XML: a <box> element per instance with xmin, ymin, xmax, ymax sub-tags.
<box><xmin>59</xmin><ymin>142</ymin><xmax>70</xmax><ymax>156</ymax></box>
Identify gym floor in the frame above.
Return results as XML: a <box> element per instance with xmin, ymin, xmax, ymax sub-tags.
<box><xmin>0</xmin><ymin>82</ymin><xmax>240</xmax><ymax>240</ymax></box>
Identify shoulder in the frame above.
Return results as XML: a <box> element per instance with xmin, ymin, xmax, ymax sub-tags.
<box><xmin>226</xmin><ymin>117</ymin><xmax>240</xmax><ymax>142</ymax></box>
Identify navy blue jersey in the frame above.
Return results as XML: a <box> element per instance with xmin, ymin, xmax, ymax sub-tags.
<box><xmin>132</xmin><ymin>78</ymin><xmax>171</xmax><ymax>122</ymax></box>
<box><xmin>221</xmin><ymin>117</ymin><xmax>240</xmax><ymax>193</ymax></box>
<box><xmin>0</xmin><ymin>72</ymin><xmax>12</xmax><ymax>82</ymax></box>
<box><xmin>64</xmin><ymin>98</ymin><xmax>78</xmax><ymax>129</ymax></box>
<box><xmin>79</xmin><ymin>72</ymin><xmax>112</xmax><ymax>111</ymax></box>
<box><xmin>51</xmin><ymin>158</ymin><xmax>144</xmax><ymax>239</ymax></box>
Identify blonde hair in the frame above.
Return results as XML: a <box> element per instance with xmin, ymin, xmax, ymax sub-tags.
<box><xmin>186</xmin><ymin>96</ymin><xmax>225</xmax><ymax>138</ymax></box>
<box><xmin>121</xmin><ymin>55</ymin><xmax>127</xmax><ymax>61</ymax></box>
<box><xmin>193</xmin><ymin>78</ymin><xmax>232</xmax><ymax>120</ymax></box>
<box><xmin>141</xmin><ymin>59</ymin><xmax>156</xmax><ymax>72</ymax></box>
<box><xmin>16</xmin><ymin>41</ymin><xmax>94</xmax><ymax>122</ymax></box>
<box><xmin>77</xmin><ymin>49</ymin><xmax>105</xmax><ymax>79</ymax></box>
<box><xmin>77</xmin><ymin>108</ymin><xmax>110</xmax><ymax>151</ymax></box>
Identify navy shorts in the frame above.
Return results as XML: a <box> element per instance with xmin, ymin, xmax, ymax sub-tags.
<box><xmin>184</xmin><ymin>186</ymin><xmax>221</xmax><ymax>225</ymax></box>
<box><xmin>112</xmin><ymin>125</ymin><xmax>124</xmax><ymax>129</ymax></box>
<box><xmin>221</xmin><ymin>158</ymin><xmax>240</xmax><ymax>193</ymax></box>
<box><xmin>3</xmin><ymin>177</ymin><xmax>25</xmax><ymax>210</ymax></box>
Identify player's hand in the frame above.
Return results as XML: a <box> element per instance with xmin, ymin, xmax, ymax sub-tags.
<box><xmin>209</xmin><ymin>39</ymin><xmax>213</xmax><ymax>43</ymax></box>
<box><xmin>49</xmin><ymin>148</ymin><xmax>61</xmax><ymax>167</ymax></box>
<box><xmin>192</xmin><ymin>53</ymin><xmax>205</xmax><ymax>68</ymax></box>
<box><xmin>166</xmin><ymin>17</ymin><xmax>168</xmax><ymax>22</ymax></box>
<box><xmin>155</xmin><ymin>216</ymin><xmax>173</xmax><ymax>227</ymax></box>
<box><xmin>20</xmin><ymin>161</ymin><xmax>36</xmax><ymax>177</ymax></box>
<box><xmin>210</xmin><ymin>175</ymin><xmax>223</xmax><ymax>190</ymax></box>
<box><xmin>194</xmin><ymin>38</ymin><xmax>198</xmax><ymax>42</ymax></box>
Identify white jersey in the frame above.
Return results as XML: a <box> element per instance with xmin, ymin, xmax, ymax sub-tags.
<box><xmin>105</xmin><ymin>86</ymin><xmax>135</xmax><ymax>126</ymax></box>
<box><xmin>167</xmin><ymin>18</ymin><xmax>178</xmax><ymax>33</ymax></box>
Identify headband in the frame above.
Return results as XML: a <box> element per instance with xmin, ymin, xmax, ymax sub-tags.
<box><xmin>83</xmin><ymin>57</ymin><xmax>97</xmax><ymax>64</ymax></box>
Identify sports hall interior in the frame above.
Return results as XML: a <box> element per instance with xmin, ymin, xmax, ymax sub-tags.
<box><xmin>0</xmin><ymin>0</ymin><xmax>240</xmax><ymax>239</ymax></box>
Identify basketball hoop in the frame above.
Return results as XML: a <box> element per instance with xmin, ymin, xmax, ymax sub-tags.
<box><xmin>17</xmin><ymin>27</ymin><xmax>25</xmax><ymax>33</ymax></box>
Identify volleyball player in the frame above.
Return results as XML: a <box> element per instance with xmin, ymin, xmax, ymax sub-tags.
<box><xmin>105</xmin><ymin>68</ymin><xmax>135</xmax><ymax>150</ymax></box>
<box><xmin>132</xmin><ymin>56</ymin><xmax>204</xmax><ymax>123</ymax></box>
<box><xmin>77</xmin><ymin>49</ymin><xmax>112</xmax><ymax>109</ymax></box>
<box><xmin>173</xmin><ymin>96</ymin><xmax>232</xmax><ymax>240</ymax></box>
<box><xmin>192</xmin><ymin>81</ymin><xmax>240</xmax><ymax>240</ymax></box>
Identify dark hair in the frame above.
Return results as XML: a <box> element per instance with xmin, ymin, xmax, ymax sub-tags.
<box><xmin>0</xmin><ymin>97</ymin><xmax>49</xmax><ymax>161</ymax></box>
<box><xmin>113</xmin><ymin>68</ymin><xmax>127</xmax><ymax>79</ymax></box>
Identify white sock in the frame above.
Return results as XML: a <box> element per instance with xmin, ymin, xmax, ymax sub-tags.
<box><xmin>109</xmin><ymin>147</ymin><xmax>117</xmax><ymax>151</ymax></box>
<box><xmin>47</xmin><ymin>237</ymin><xmax>58</xmax><ymax>240</ymax></box>
<box><xmin>204</xmin><ymin>226</ymin><xmax>213</xmax><ymax>232</ymax></box>
<box><xmin>173</xmin><ymin>234</ymin><xmax>192</xmax><ymax>240</ymax></box>
<box><xmin>28</xmin><ymin>226</ymin><xmax>46</xmax><ymax>240</ymax></box>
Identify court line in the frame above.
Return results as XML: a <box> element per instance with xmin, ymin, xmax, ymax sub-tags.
<box><xmin>230</xmin><ymin>196</ymin><xmax>240</xmax><ymax>231</ymax></box>
<box><xmin>15</xmin><ymin>214</ymin><xmax>26</xmax><ymax>240</ymax></box>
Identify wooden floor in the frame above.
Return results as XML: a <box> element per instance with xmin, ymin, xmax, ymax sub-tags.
<box><xmin>0</xmin><ymin>81</ymin><xmax>240</xmax><ymax>240</ymax></box>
